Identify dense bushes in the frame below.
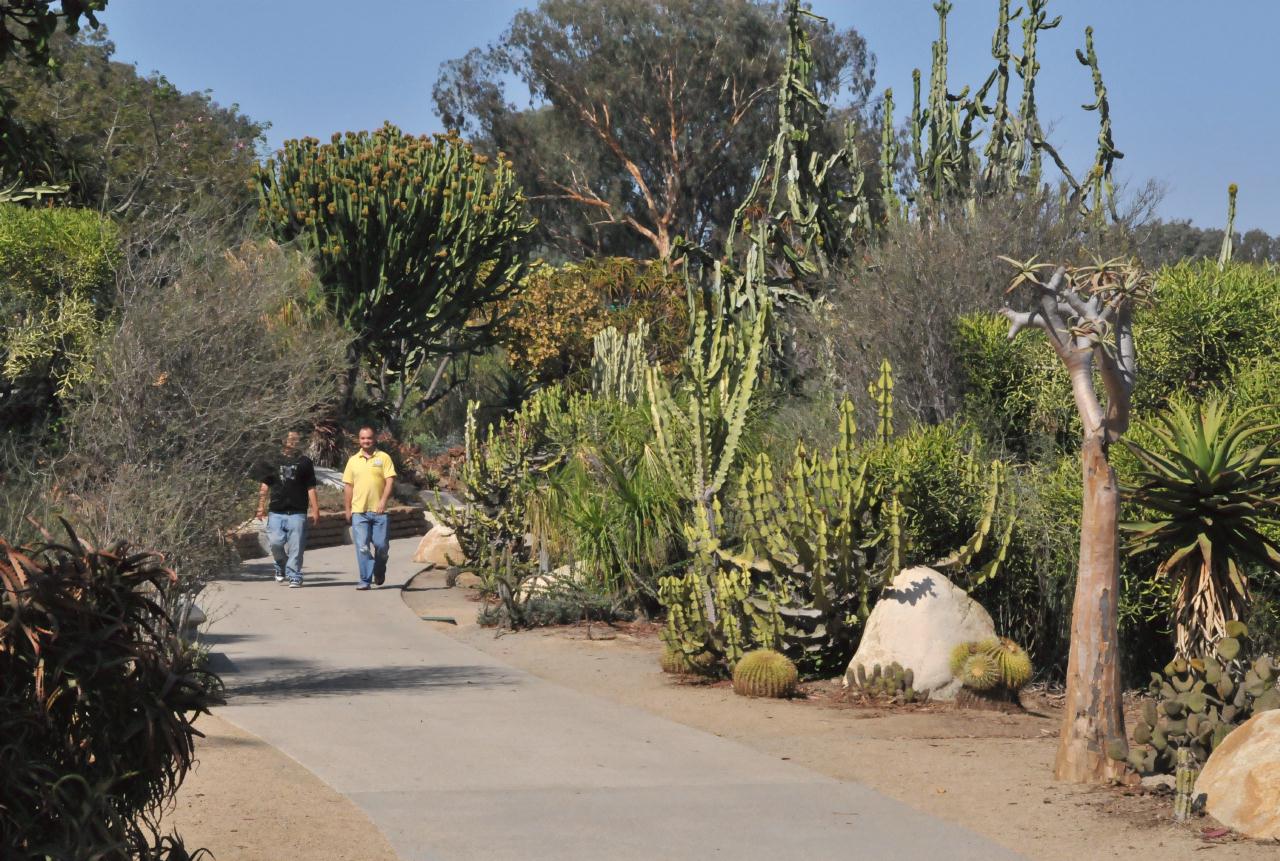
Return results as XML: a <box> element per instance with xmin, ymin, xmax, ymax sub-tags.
<box><xmin>0</xmin><ymin>203</ymin><xmax>119</xmax><ymax>431</ymax></box>
<box><xmin>60</xmin><ymin>240</ymin><xmax>347</xmax><ymax>594</ymax></box>
<box><xmin>1</xmin><ymin>525</ymin><xmax>218</xmax><ymax>860</ymax></box>
<box><xmin>498</xmin><ymin>256</ymin><xmax>686</xmax><ymax>383</ymax></box>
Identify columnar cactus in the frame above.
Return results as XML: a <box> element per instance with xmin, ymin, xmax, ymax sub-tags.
<box><xmin>849</xmin><ymin>661</ymin><xmax>928</xmax><ymax>703</ymax></box>
<box><xmin>256</xmin><ymin>124</ymin><xmax>535</xmax><ymax>415</ymax></box>
<box><xmin>725</xmin><ymin>0</ymin><xmax>872</xmax><ymax>284</ymax></box>
<box><xmin>591</xmin><ymin>320</ymin><xmax>649</xmax><ymax>405</ymax></box>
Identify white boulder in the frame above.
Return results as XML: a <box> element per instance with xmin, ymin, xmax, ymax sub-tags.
<box><xmin>412</xmin><ymin>525</ymin><xmax>463</xmax><ymax>568</ymax></box>
<box><xmin>1198</xmin><ymin>708</ymin><xmax>1280</xmax><ymax>838</ymax></box>
<box><xmin>844</xmin><ymin>566</ymin><xmax>996</xmax><ymax>700</ymax></box>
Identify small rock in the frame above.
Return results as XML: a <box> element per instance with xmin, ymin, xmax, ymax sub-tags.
<box><xmin>1140</xmin><ymin>774</ymin><xmax>1175</xmax><ymax>791</ymax></box>
<box><xmin>412</xmin><ymin>525</ymin><xmax>463</xmax><ymax>568</ymax></box>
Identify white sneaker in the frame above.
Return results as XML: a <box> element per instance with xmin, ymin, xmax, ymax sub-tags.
<box><xmin>288</xmin><ymin>581</ymin><xmax>302</xmax><ymax>589</ymax></box>
<box><xmin>274</xmin><ymin>573</ymin><xmax>286</xmax><ymax>583</ymax></box>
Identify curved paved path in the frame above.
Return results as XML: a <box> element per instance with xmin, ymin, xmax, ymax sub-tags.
<box><xmin>207</xmin><ymin>538</ymin><xmax>1024</xmax><ymax>860</ymax></box>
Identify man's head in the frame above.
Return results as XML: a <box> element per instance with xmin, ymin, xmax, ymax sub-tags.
<box><xmin>358</xmin><ymin>425</ymin><xmax>377</xmax><ymax>454</ymax></box>
<box><xmin>283</xmin><ymin>430</ymin><xmax>302</xmax><ymax>454</ymax></box>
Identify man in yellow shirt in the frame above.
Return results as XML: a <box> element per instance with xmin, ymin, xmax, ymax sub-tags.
<box><xmin>342</xmin><ymin>426</ymin><xmax>397</xmax><ymax>589</ymax></box>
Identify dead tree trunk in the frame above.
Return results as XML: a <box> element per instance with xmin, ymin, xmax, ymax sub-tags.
<box><xmin>1000</xmin><ymin>260</ymin><xmax>1148</xmax><ymax>783</ymax></box>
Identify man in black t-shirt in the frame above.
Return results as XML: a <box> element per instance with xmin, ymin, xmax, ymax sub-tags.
<box><xmin>254</xmin><ymin>430</ymin><xmax>319</xmax><ymax>587</ymax></box>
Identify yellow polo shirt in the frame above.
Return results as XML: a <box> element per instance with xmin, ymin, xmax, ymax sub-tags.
<box><xmin>343</xmin><ymin>449</ymin><xmax>397</xmax><ymax>513</ymax></box>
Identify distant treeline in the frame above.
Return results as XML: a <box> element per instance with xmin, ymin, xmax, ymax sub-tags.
<box><xmin>1135</xmin><ymin>219</ymin><xmax>1280</xmax><ymax>269</ymax></box>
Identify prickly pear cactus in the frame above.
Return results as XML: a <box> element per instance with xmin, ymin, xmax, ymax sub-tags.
<box><xmin>1125</xmin><ymin>623</ymin><xmax>1280</xmax><ymax>774</ymax></box>
<box><xmin>847</xmin><ymin>661</ymin><xmax>928</xmax><ymax>704</ymax></box>
<box><xmin>732</xmin><ymin>649</ymin><xmax>800</xmax><ymax>699</ymax></box>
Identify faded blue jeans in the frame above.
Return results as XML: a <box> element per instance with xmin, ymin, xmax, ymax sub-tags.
<box><xmin>350</xmin><ymin>512</ymin><xmax>389</xmax><ymax>586</ymax></box>
<box><xmin>267</xmin><ymin>512</ymin><xmax>307</xmax><ymax>585</ymax></box>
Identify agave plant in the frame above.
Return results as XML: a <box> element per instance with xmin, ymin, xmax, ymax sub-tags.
<box><xmin>1123</xmin><ymin>398</ymin><xmax>1280</xmax><ymax>658</ymax></box>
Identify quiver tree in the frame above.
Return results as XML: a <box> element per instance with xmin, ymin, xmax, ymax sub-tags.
<box><xmin>999</xmin><ymin>257</ymin><xmax>1150</xmax><ymax>783</ymax></box>
<box><xmin>256</xmin><ymin>124</ymin><xmax>535</xmax><ymax>420</ymax></box>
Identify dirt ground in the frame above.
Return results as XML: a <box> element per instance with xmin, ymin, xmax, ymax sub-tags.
<box><xmin>164</xmin><ymin>713</ymin><xmax>397</xmax><ymax>861</ymax></box>
<box><xmin>401</xmin><ymin>569</ymin><xmax>1279</xmax><ymax>861</ymax></box>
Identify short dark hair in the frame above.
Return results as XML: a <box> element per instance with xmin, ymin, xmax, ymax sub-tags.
<box><xmin>357</xmin><ymin>424</ymin><xmax>377</xmax><ymax>436</ymax></box>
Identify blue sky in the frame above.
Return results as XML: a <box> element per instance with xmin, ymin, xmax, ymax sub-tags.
<box><xmin>100</xmin><ymin>1</ymin><xmax>1279</xmax><ymax>233</ymax></box>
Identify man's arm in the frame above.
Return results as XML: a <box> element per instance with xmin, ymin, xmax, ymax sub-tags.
<box><xmin>307</xmin><ymin>487</ymin><xmax>320</xmax><ymax>527</ymax></box>
<box><xmin>343</xmin><ymin>482</ymin><xmax>354</xmax><ymax>523</ymax></box>
<box><xmin>256</xmin><ymin>483</ymin><xmax>269</xmax><ymax>519</ymax></box>
<box><xmin>376</xmin><ymin>475</ymin><xmax>394</xmax><ymax>515</ymax></box>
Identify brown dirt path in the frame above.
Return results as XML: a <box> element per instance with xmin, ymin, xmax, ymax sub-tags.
<box><xmin>163</xmin><ymin>713</ymin><xmax>398</xmax><ymax>861</ymax></box>
<box><xmin>402</xmin><ymin>568</ymin><xmax>1275</xmax><ymax>861</ymax></box>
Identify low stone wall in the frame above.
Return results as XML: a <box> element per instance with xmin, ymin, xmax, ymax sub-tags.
<box><xmin>233</xmin><ymin>507</ymin><xmax>429</xmax><ymax>560</ymax></box>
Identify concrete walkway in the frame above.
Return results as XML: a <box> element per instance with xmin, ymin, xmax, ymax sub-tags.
<box><xmin>207</xmin><ymin>538</ymin><xmax>1024</xmax><ymax>860</ymax></box>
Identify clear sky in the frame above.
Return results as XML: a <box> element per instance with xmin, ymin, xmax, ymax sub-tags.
<box><xmin>99</xmin><ymin>1</ymin><xmax>1279</xmax><ymax>234</ymax></box>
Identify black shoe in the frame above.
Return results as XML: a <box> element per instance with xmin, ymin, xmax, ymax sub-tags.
<box><xmin>374</xmin><ymin>570</ymin><xmax>385</xmax><ymax>586</ymax></box>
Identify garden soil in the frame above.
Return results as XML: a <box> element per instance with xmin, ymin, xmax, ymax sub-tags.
<box><xmin>399</xmin><ymin>569</ymin><xmax>1276</xmax><ymax>861</ymax></box>
<box><xmin>165</xmin><ymin>713</ymin><xmax>397</xmax><ymax>861</ymax></box>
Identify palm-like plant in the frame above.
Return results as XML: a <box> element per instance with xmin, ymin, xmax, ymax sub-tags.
<box><xmin>1123</xmin><ymin>398</ymin><xmax>1280</xmax><ymax>658</ymax></box>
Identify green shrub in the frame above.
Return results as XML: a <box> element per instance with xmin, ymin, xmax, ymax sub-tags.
<box><xmin>955</xmin><ymin>261</ymin><xmax>1280</xmax><ymax>459</ymax></box>
<box><xmin>0</xmin><ymin>525</ymin><xmax>218</xmax><ymax>860</ymax></box>
<box><xmin>1135</xmin><ymin>261</ymin><xmax>1280</xmax><ymax>412</ymax></box>
<box><xmin>952</xmin><ymin>312</ymin><xmax>1074</xmax><ymax>459</ymax></box>
<box><xmin>0</xmin><ymin>203</ymin><xmax>119</xmax><ymax>430</ymax></box>
<box><xmin>498</xmin><ymin>257</ymin><xmax>687</xmax><ymax>384</ymax></box>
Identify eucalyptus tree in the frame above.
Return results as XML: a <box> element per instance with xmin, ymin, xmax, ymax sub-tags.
<box><xmin>433</xmin><ymin>0</ymin><xmax>874</xmax><ymax>260</ymax></box>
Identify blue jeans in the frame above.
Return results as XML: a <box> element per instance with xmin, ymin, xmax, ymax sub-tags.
<box><xmin>351</xmin><ymin>512</ymin><xmax>389</xmax><ymax>586</ymax></box>
<box><xmin>267</xmin><ymin>512</ymin><xmax>307</xmax><ymax>584</ymax></box>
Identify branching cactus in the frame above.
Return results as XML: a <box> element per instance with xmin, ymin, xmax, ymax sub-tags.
<box><xmin>591</xmin><ymin>320</ymin><xmax>649</xmax><ymax>404</ymax></box>
<box><xmin>725</xmin><ymin>0</ymin><xmax>872</xmax><ymax>283</ymax></box>
<box><xmin>256</xmin><ymin>124</ymin><xmax>534</xmax><ymax>416</ymax></box>
<box><xmin>650</xmin><ymin>238</ymin><xmax>771</xmax><ymax>636</ymax></box>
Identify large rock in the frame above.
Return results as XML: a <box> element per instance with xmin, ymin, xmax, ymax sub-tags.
<box><xmin>1198</xmin><ymin>709</ymin><xmax>1280</xmax><ymax>838</ymax></box>
<box><xmin>843</xmin><ymin>566</ymin><xmax>996</xmax><ymax>700</ymax></box>
<box><xmin>412</xmin><ymin>525</ymin><xmax>463</xmax><ymax>568</ymax></box>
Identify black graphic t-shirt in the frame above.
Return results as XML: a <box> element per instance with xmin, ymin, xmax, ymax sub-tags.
<box><xmin>257</xmin><ymin>454</ymin><xmax>317</xmax><ymax>514</ymax></box>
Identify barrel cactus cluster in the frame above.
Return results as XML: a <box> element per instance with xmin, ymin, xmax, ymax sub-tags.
<box><xmin>848</xmin><ymin>661</ymin><xmax>928</xmax><ymax>704</ymax></box>
<box><xmin>659</xmin><ymin>645</ymin><xmax>717</xmax><ymax>678</ymax></box>
<box><xmin>1124</xmin><ymin>623</ymin><xmax>1280</xmax><ymax>774</ymax></box>
<box><xmin>731</xmin><ymin>649</ymin><xmax>799</xmax><ymax>699</ymax></box>
<box><xmin>951</xmin><ymin>637</ymin><xmax>1034</xmax><ymax>700</ymax></box>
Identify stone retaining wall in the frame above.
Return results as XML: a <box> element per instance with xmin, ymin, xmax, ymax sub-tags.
<box><xmin>232</xmin><ymin>507</ymin><xmax>429</xmax><ymax>560</ymax></box>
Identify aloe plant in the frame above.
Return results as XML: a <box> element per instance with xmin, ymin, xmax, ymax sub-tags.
<box><xmin>1123</xmin><ymin>398</ymin><xmax>1280</xmax><ymax>659</ymax></box>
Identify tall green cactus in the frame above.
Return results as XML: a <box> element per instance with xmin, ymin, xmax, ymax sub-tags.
<box><xmin>1218</xmin><ymin>183</ymin><xmax>1238</xmax><ymax>269</ymax></box>
<box><xmin>1075</xmin><ymin>26</ymin><xmax>1123</xmax><ymax>222</ymax></box>
<box><xmin>725</xmin><ymin>0</ymin><xmax>872</xmax><ymax>285</ymax></box>
<box><xmin>648</xmin><ymin>235</ymin><xmax>771</xmax><ymax>628</ymax></box>
<box><xmin>870</xmin><ymin>359</ymin><xmax>895</xmax><ymax>445</ymax></box>
<box><xmin>886</xmin><ymin>0</ymin><xmax>1123</xmax><ymax>223</ymax></box>
<box><xmin>591</xmin><ymin>320</ymin><xmax>649</xmax><ymax>404</ymax></box>
<box><xmin>256</xmin><ymin>123</ymin><xmax>535</xmax><ymax>416</ymax></box>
